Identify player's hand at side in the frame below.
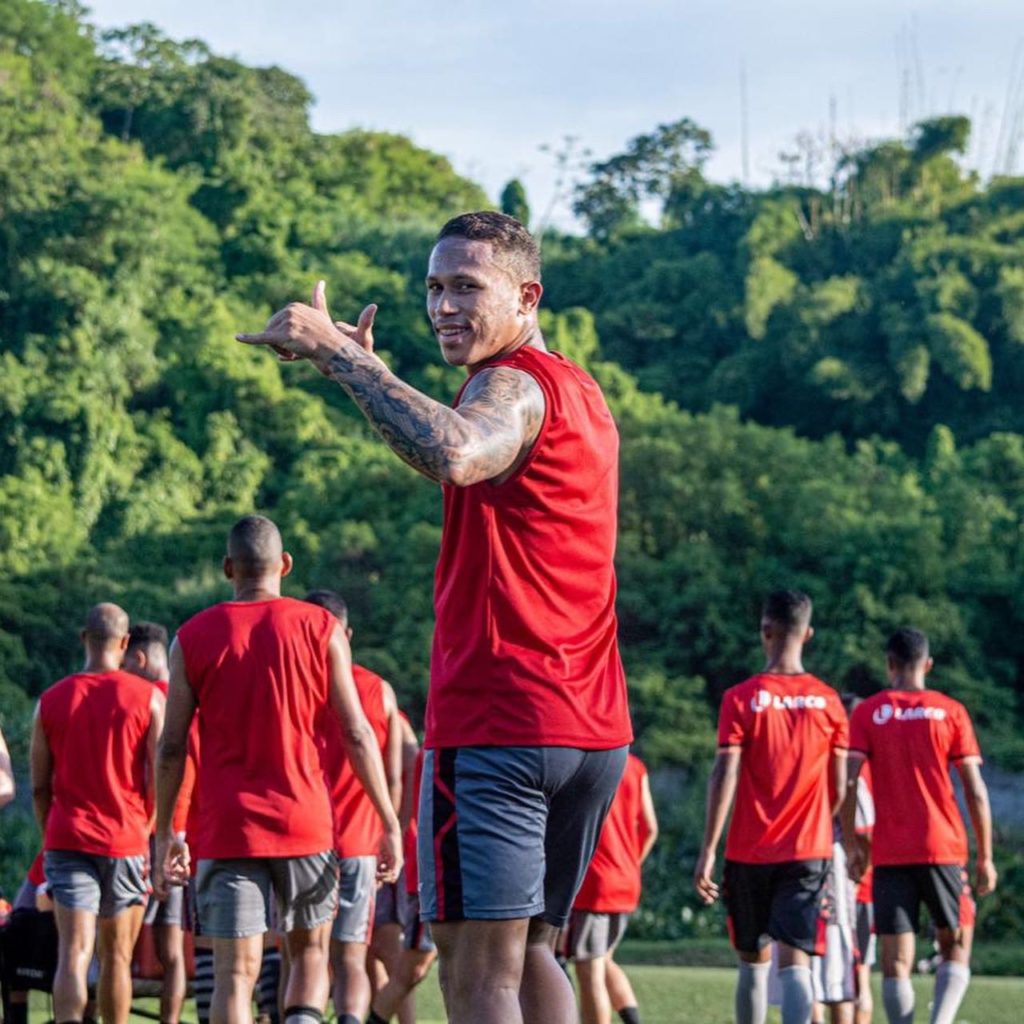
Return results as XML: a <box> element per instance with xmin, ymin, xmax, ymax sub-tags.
<box><xmin>975</xmin><ymin>856</ymin><xmax>997</xmax><ymax>897</ymax></box>
<box><xmin>153</xmin><ymin>833</ymin><xmax>191</xmax><ymax>900</ymax></box>
<box><xmin>376</xmin><ymin>822</ymin><xmax>404</xmax><ymax>885</ymax></box>
<box><xmin>693</xmin><ymin>849</ymin><xmax>719</xmax><ymax>905</ymax></box>
<box><xmin>844</xmin><ymin>835</ymin><xmax>868</xmax><ymax>883</ymax></box>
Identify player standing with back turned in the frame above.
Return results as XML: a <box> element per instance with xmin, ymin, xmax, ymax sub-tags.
<box><xmin>694</xmin><ymin>591</ymin><xmax>848</xmax><ymax>1024</ymax></box>
<box><xmin>842</xmin><ymin>628</ymin><xmax>996</xmax><ymax>1024</ymax></box>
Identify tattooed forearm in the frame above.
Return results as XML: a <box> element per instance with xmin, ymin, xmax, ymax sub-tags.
<box><xmin>324</xmin><ymin>346</ymin><xmax>544</xmax><ymax>486</ymax></box>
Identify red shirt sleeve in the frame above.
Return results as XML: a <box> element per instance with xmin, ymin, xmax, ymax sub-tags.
<box><xmin>849</xmin><ymin>703</ymin><xmax>871</xmax><ymax>755</ymax></box>
<box><xmin>717</xmin><ymin>686</ymin><xmax>746</xmax><ymax>748</ymax></box>
<box><xmin>831</xmin><ymin>698</ymin><xmax>850</xmax><ymax>751</ymax></box>
<box><xmin>949</xmin><ymin>703</ymin><xmax>981</xmax><ymax>762</ymax></box>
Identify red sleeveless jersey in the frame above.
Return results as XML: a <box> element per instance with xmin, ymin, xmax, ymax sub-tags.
<box><xmin>574</xmin><ymin>754</ymin><xmax>650</xmax><ymax>913</ymax></box>
<box><xmin>427</xmin><ymin>345</ymin><xmax>632</xmax><ymax>750</ymax></box>
<box><xmin>177</xmin><ymin>597</ymin><xmax>336</xmax><ymax>858</ymax></box>
<box><xmin>318</xmin><ymin>664</ymin><xmax>390</xmax><ymax>858</ymax></box>
<box><xmin>40</xmin><ymin>669</ymin><xmax>155</xmax><ymax>857</ymax></box>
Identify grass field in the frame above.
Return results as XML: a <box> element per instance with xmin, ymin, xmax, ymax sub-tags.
<box><xmin>29</xmin><ymin>966</ymin><xmax>1024</xmax><ymax>1024</ymax></box>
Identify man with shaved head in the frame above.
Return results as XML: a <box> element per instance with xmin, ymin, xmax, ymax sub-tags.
<box><xmin>154</xmin><ymin>515</ymin><xmax>401</xmax><ymax>1024</ymax></box>
<box><xmin>30</xmin><ymin>603</ymin><xmax>166</xmax><ymax>1024</ymax></box>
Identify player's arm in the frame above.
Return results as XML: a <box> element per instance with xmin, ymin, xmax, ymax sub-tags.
<box><xmin>638</xmin><ymin>771</ymin><xmax>659</xmax><ymax>864</ymax></box>
<box><xmin>693</xmin><ymin>747</ymin><xmax>741</xmax><ymax>905</ymax></box>
<box><xmin>28</xmin><ymin>704</ymin><xmax>52</xmax><ymax>834</ymax></box>
<box><xmin>327</xmin><ymin>624</ymin><xmax>403</xmax><ymax>881</ymax></box>
<box><xmin>237</xmin><ymin>284</ymin><xmax>544</xmax><ymax>486</ymax></box>
<box><xmin>397</xmin><ymin>715</ymin><xmax>420</xmax><ymax>834</ymax></box>
<box><xmin>840</xmin><ymin>752</ymin><xmax>867</xmax><ymax>880</ymax></box>
<box><xmin>831</xmin><ymin>748</ymin><xmax>848</xmax><ymax>818</ymax></box>
<box><xmin>956</xmin><ymin>757</ymin><xmax>997</xmax><ymax>896</ymax></box>
<box><xmin>380</xmin><ymin>681</ymin><xmax>403</xmax><ymax>813</ymax></box>
<box><xmin>154</xmin><ymin>640</ymin><xmax>196</xmax><ymax>896</ymax></box>
<box><xmin>0</xmin><ymin>726</ymin><xmax>14</xmax><ymax>809</ymax></box>
<box><xmin>145</xmin><ymin>689</ymin><xmax>166</xmax><ymax>831</ymax></box>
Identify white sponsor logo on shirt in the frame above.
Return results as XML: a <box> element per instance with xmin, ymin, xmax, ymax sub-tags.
<box><xmin>751</xmin><ymin>689</ymin><xmax>828</xmax><ymax>713</ymax></box>
<box><xmin>871</xmin><ymin>703</ymin><xmax>947</xmax><ymax>725</ymax></box>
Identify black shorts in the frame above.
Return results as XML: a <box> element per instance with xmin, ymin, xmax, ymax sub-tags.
<box><xmin>873</xmin><ymin>864</ymin><xmax>975</xmax><ymax>936</ymax></box>
<box><xmin>723</xmin><ymin>859</ymin><xmax>829</xmax><ymax>956</ymax></box>
<box><xmin>419</xmin><ymin>746</ymin><xmax>627</xmax><ymax>927</ymax></box>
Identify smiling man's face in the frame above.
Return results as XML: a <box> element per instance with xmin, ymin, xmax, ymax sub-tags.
<box><xmin>426</xmin><ymin>237</ymin><xmax>537</xmax><ymax>370</ymax></box>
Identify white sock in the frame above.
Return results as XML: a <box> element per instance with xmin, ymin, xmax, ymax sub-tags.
<box><xmin>735</xmin><ymin>960</ymin><xmax>771</xmax><ymax>1024</ymax></box>
<box><xmin>778</xmin><ymin>965</ymin><xmax>814</xmax><ymax>1024</ymax></box>
<box><xmin>930</xmin><ymin>961</ymin><xmax>970</xmax><ymax>1024</ymax></box>
<box><xmin>882</xmin><ymin>976</ymin><xmax>915</xmax><ymax>1024</ymax></box>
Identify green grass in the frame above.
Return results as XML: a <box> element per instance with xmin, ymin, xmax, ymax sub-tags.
<box><xmin>29</xmin><ymin>966</ymin><xmax>1024</xmax><ymax>1023</ymax></box>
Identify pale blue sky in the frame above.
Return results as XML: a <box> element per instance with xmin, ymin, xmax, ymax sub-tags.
<box><xmin>83</xmin><ymin>1</ymin><xmax>1024</xmax><ymax>226</ymax></box>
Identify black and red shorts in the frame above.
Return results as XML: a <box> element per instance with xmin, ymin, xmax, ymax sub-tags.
<box><xmin>873</xmin><ymin>864</ymin><xmax>975</xmax><ymax>935</ymax></box>
<box><xmin>723</xmin><ymin>858</ymin><xmax>829</xmax><ymax>956</ymax></box>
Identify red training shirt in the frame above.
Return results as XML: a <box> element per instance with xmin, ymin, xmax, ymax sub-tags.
<box><xmin>427</xmin><ymin>345</ymin><xmax>632</xmax><ymax>750</ymax></box>
<box><xmin>177</xmin><ymin>597</ymin><xmax>336</xmax><ymax>859</ymax></box>
<box><xmin>854</xmin><ymin>764</ymin><xmax>875</xmax><ymax>903</ymax></box>
<box><xmin>719</xmin><ymin>672</ymin><xmax>848</xmax><ymax>864</ymax></box>
<box><xmin>574</xmin><ymin>753</ymin><xmax>651</xmax><ymax>913</ymax></box>
<box><xmin>40</xmin><ymin>670</ymin><xmax>157</xmax><ymax>858</ymax></box>
<box><xmin>849</xmin><ymin>689</ymin><xmax>981</xmax><ymax>866</ymax></box>
<box><xmin>318</xmin><ymin>664</ymin><xmax>390</xmax><ymax>858</ymax></box>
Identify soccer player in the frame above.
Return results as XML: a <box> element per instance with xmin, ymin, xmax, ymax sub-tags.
<box><xmin>30</xmin><ymin>603</ymin><xmax>165</xmax><ymax>1024</ymax></box>
<box><xmin>842</xmin><ymin>628</ymin><xmax>996</xmax><ymax>1024</ymax></box>
<box><xmin>237</xmin><ymin>211</ymin><xmax>632</xmax><ymax>1024</ymax></box>
<box><xmin>303</xmin><ymin>589</ymin><xmax>402</xmax><ymax>1024</ymax></box>
<box><xmin>568</xmin><ymin>752</ymin><xmax>658</xmax><ymax>1024</ymax></box>
<box><xmin>153</xmin><ymin>516</ymin><xmax>402</xmax><ymax>1024</ymax></box>
<box><xmin>123</xmin><ymin>621</ymin><xmax>188</xmax><ymax>1024</ymax></box>
<box><xmin>694</xmin><ymin>590</ymin><xmax>848</xmax><ymax>1024</ymax></box>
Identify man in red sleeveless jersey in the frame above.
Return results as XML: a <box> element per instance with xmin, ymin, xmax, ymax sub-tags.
<box><xmin>123</xmin><ymin>622</ymin><xmax>188</xmax><ymax>1024</ymax></box>
<box><xmin>303</xmin><ymin>590</ymin><xmax>403</xmax><ymax>1024</ymax></box>
<box><xmin>842</xmin><ymin>628</ymin><xmax>996</xmax><ymax>1024</ymax></box>
<box><xmin>568</xmin><ymin>752</ymin><xmax>658</xmax><ymax>1024</ymax></box>
<box><xmin>237</xmin><ymin>212</ymin><xmax>632</xmax><ymax>1024</ymax></box>
<box><xmin>30</xmin><ymin>603</ymin><xmax>166</xmax><ymax>1024</ymax></box>
<box><xmin>153</xmin><ymin>517</ymin><xmax>402</xmax><ymax>1024</ymax></box>
<box><xmin>694</xmin><ymin>591</ymin><xmax>848</xmax><ymax>1024</ymax></box>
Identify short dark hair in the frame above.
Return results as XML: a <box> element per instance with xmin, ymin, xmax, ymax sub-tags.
<box><xmin>436</xmin><ymin>211</ymin><xmax>541</xmax><ymax>284</ymax></box>
<box><xmin>227</xmin><ymin>515</ymin><xmax>282</xmax><ymax>575</ymax></box>
<box><xmin>304</xmin><ymin>589</ymin><xmax>348</xmax><ymax>625</ymax></box>
<box><xmin>127</xmin><ymin>621</ymin><xmax>168</xmax><ymax>655</ymax></box>
<box><xmin>762</xmin><ymin>590</ymin><xmax>813</xmax><ymax>634</ymax></box>
<box><xmin>886</xmin><ymin>627</ymin><xmax>929</xmax><ymax>667</ymax></box>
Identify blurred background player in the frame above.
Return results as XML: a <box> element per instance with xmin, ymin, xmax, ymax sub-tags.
<box><xmin>124</xmin><ymin>621</ymin><xmax>188</xmax><ymax>1024</ymax></box>
<box><xmin>843</xmin><ymin>628</ymin><xmax>996</xmax><ymax>1024</ymax></box>
<box><xmin>154</xmin><ymin>516</ymin><xmax>401</xmax><ymax>1024</ymax></box>
<box><xmin>694</xmin><ymin>590</ymin><xmax>848</xmax><ymax>1024</ymax></box>
<box><xmin>367</xmin><ymin>723</ymin><xmax>437</xmax><ymax>1024</ymax></box>
<box><xmin>568</xmin><ymin>751</ymin><xmax>658</xmax><ymax>1024</ymax></box>
<box><xmin>303</xmin><ymin>590</ymin><xmax>403</xmax><ymax>1024</ymax></box>
<box><xmin>30</xmin><ymin>603</ymin><xmax>165</xmax><ymax>1024</ymax></box>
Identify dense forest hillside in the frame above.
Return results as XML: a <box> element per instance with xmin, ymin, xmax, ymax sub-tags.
<box><xmin>1</xmin><ymin>0</ymin><xmax>1022</xmax><ymax>934</ymax></box>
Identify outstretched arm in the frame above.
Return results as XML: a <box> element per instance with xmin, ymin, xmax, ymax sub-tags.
<box><xmin>238</xmin><ymin>284</ymin><xmax>544</xmax><ymax>486</ymax></box>
<box><xmin>957</xmin><ymin>758</ymin><xmax>997</xmax><ymax>896</ymax></box>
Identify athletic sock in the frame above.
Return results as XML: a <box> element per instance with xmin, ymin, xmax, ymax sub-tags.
<box><xmin>930</xmin><ymin>961</ymin><xmax>971</xmax><ymax>1024</ymax></box>
<box><xmin>337</xmin><ymin>1016</ymin><xmax>360</xmax><ymax>1024</ymax></box>
<box><xmin>193</xmin><ymin>947</ymin><xmax>215</xmax><ymax>1024</ymax></box>
<box><xmin>365</xmin><ymin>1013</ymin><xmax>388</xmax><ymax>1024</ymax></box>
<box><xmin>283</xmin><ymin>1006</ymin><xmax>322</xmax><ymax>1024</ymax></box>
<box><xmin>882</xmin><ymin>976</ymin><xmax>915</xmax><ymax>1024</ymax></box>
<box><xmin>778</xmin><ymin>965</ymin><xmax>814</xmax><ymax>1024</ymax></box>
<box><xmin>735</xmin><ymin>960</ymin><xmax>771</xmax><ymax>1024</ymax></box>
<box><xmin>257</xmin><ymin>947</ymin><xmax>282</xmax><ymax>1024</ymax></box>
<box><xmin>617</xmin><ymin>1007</ymin><xmax>641</xmax><ymax>1024</ymax></box>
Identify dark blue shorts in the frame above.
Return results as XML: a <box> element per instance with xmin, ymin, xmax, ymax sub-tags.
<box><xmin>418</xmin><ymin>745</ymin><xmax>627</xmax><ymax>927</ymax></box>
